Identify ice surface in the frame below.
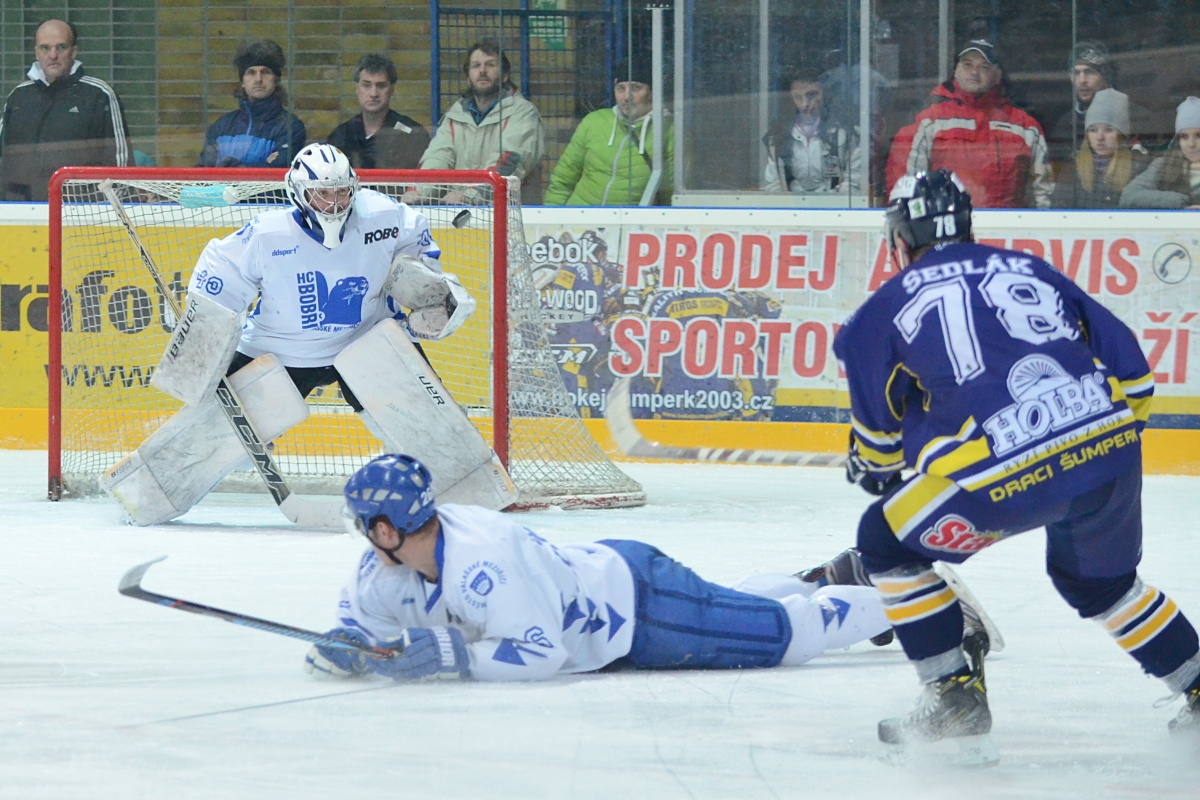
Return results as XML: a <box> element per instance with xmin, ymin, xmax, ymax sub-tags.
<box><xmin>3</xmin><ymin>450</ymin><xmax>1199</xmax><ymax>798</ymax></box>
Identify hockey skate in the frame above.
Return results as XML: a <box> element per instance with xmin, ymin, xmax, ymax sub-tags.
<box><xmin>878</xmin><ymin>663</ymin><xmax>999</xmax><ymax>767</ymax></box>
<box><xmin>1168</xmin><ymin>687</ymin><xmax>1200</xmax><ymax>735</ymax></box>
<box><xmin>797</xmin><ymin>549</ymin><xmax>892</xmax><ymax>645</ymax></box>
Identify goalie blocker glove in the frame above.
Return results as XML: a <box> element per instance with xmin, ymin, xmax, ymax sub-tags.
<box><xmin>304</xmin><ymin>627</ymin><xmax>372</xmax><ymax>678</ymax></box>
<box><xmin>371</xmin><ymin>627</ymin><xmax>469</xmax><ymax>681</ymax></box>
<box><xmin>845</xmin><ymin>433</ymin><xmax>903</xmax><ymax>496</ymax></box>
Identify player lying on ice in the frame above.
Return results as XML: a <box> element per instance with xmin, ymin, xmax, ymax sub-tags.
<box><xmin>304</xmin><ymin>453</ymin><xmax>992</xmax><ymax>682</ymax></box>
<box><xmin>103</xmin><ymin>144</ymin><xmax>515</xmax><ymax>525</ymax></box>
<box><xmin>836</xmin><ymin>169</ymin><xmax>1200</xmax><ymax>763</ymax></box>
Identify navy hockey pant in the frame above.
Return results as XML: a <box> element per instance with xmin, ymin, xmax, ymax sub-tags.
<box><xmin>599</xmin><ymin>540</ymin><xmax>791</xmax><ymax>669</ymax></box>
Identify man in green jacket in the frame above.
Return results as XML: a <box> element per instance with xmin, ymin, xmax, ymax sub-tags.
<box><xmin>416</xmin><ymin>40</ymin><xmax>545</xmax><ymax>204</ymax></box>
<box><xmin>544</xmin><ymin>62</ymin><xmax>673</xmax><ymax>206</ymax></box>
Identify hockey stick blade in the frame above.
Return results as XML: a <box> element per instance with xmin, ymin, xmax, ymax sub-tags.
<box><xmin>934</xmin><ymin>563</ymin><xmax>1006</xmax><ymax>653</ymax></box>
<box><xmin>101</xmin><ymin>180</ymin><xmax>343</xmax><ymax>531</ymax></box>
<box><xmin>604</xmin><ymin>377</ymin><xmax>848</xmax><ymax>468</ymax></box>
<box><xmin>118</xmin><ymin>557</ymin><xmax>399</xmax><ymax>659</ymax></box>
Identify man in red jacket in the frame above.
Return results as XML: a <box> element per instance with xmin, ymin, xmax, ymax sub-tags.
<box><xmin>886</xmin><ymin>40</ymin><xmax>1051</xmax><ymax>208</ymax></box>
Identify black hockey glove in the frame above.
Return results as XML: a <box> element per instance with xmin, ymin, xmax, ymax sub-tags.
<box><xmin>845</xmin><ymin>433</ymin><xmax>903</xmax><ymax>497</ymax></box>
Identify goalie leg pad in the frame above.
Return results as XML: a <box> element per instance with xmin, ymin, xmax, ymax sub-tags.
<box><xmin>151</xmin><ymin>292</ymin><xmax>243</xmax><ymax>406</ymax></box>
<box><xmin>337</xmin><ymin>319</ymin><xmax>517</xmax><ymax>510</ymax></box>
<box><xmin>103</xmin><ymin>354</ymin><xmax>309</xmax><ymax>525</ymax></box>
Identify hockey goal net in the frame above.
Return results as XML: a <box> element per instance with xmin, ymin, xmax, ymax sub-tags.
<box><xmin>48</xmin><ymin>167</ymin><xmax>645</xmax><ymax>510</ymax></box>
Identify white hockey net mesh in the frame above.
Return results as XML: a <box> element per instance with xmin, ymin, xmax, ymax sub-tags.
<box><xmin>52</xmin><ymin>172</ymin><xmax>644</xmax><ymax>509</ymax></box>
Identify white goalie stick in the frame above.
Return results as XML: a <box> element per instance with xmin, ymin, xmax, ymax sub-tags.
<box><xmin>604</xmin><ymin>377</ymin><xmax>848</xmax><ymax>468</ymax></box>
<box><xmin>100</xmin><ymin>180</ymin><xmax>344</xmax><ymax>529</ymax></box>
<box><xmin>119</xmin><ymin>556</ymin><xmax>401</xmax><ymax>659</ymax></box>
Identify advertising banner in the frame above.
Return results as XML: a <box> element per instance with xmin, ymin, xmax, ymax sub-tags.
<box><xmin>527</xmin><ymin>208</ymin><xmax>1200</xmax><ymax>430</ymax></box>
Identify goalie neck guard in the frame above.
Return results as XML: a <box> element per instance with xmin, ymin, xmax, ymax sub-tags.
<box><xmin>285</xmin><ymin>143</ymin><xmax>360</xmax><ymax>248</ymax></box>
<box><xmin>343</xmin><ymin>454</ymin><xmax>438</xmax><ymax>557</ymax></box>
<box><xmin>885</xmin><ymin>168</ymin><xmax>973</xmax><ymax>253</ymax></box>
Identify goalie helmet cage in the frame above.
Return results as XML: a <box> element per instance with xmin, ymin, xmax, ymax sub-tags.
<box><xmin>47</xmin><ymin>166</ymin><xmax>646</xmax><ymax>511</ymax></box>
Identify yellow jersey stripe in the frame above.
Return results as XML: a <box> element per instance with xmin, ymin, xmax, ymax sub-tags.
<box><xmin>956</xmin><ymin>410</ymin><xmax>1133</xmax><ymax>492</ymax></box>
<box><xmin>851</xmin><ymin>416</ymin><xmax>902</xmax><ymax>446</ymax></box>
<box><xmin>884</xmin><ymin>475</ymin><xmax>960</xmax><ymax>540</ymax></box>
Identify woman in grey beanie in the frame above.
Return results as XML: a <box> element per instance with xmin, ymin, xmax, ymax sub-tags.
<box><xmin>1120</xmin><ymin>96</ymin><xmax>1200</xmax><ymax>209</ymax></box>
<box><xmin>1052</xmin><ymin>88</ymin><xmax>1148</xmax><ymax>208</ymax></box>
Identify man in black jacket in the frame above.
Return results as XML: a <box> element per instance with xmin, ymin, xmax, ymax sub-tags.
<box><xmin>327</xmin><ymin>54</ymin><xmax>430</xmax><ymax>171</ymax></box>
<box><xmin>0</xmin><ymin>19</ymin><xmax>131</xmax><ymax>201</ymax></box>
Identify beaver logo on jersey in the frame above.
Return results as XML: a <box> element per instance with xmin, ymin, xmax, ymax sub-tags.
<box><xmin>982</xmin><ymin>354</ymin><xmax>1113</xmax><ymax>456</ymax></box>
<box><xmin>296</xmin><ymin>270</ymin><xmax>370</xmax><ymax>331</ymax></box>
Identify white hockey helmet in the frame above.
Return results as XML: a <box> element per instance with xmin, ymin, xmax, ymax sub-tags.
<box><xmin>285</xmin><ymin>143</ymin><xmax>360</xmax><ymax>248</ymax></box>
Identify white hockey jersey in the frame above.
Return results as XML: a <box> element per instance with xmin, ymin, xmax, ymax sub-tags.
<box><xmin>189</xmin><ymin>188</ymin><xmax>441</xmax><ymax>367</ymax></box>
<box><xmin>334</xmin><ymin>504</ymin><xmax>637</xmax><ymax>681</ymax></box>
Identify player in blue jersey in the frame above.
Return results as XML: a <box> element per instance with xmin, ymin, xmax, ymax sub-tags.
<box><xmin>303</xmin><ymin>453</ymin><xmax>914</xmax><ymax>682</ymax></box>
<box><xmin>835</xmin><ymin>169</ymin><xmax>1200</xmax><ymax>760</ymax></box>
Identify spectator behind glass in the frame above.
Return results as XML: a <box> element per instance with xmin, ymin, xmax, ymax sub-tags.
<box><xmin>414</xmin><ymin>39</ymin><xmax>545</xmax><ymax>205</ymax></box>
<box><xmin>327</xmin><ymin>54</ymin><xmax>430</xmax><ymax>170</ymax></box>
<box><xmin>543</xmin><ymin>60</ymin><xmax>672</xmax><ymax>206</ymax></box>
<box><xmin>1121</xmin><ymin>97</ymin><xmax>1200</xmax><ymax>209</ymax></box>
<box><xmin>198</xmin><ymin>40</ymin><xmax>306</xmax><ymax>168</ymax></box>
<box><xmin>885</xmin><ymin>39</ymin><xmax>1052</xmax><ymax>208</ymax></box>
<box><xmin>761</xmin><ymin>65</ymin><xmax>860</xmax><ymax>196</ymax></box>
<box><xmin>0</xmin><ymin>18</ymin><xmax>131</xmax><ymax>201</ymax></box>
<box><xmin>1047</xmin><ymin>41</ymin><xmax>1117</xmax><ymax>170</ymax></box>
<box><xmin>1052</xmin><ymin>89</ymin><xmax>1149</xmax><ymax>209</ymax></box>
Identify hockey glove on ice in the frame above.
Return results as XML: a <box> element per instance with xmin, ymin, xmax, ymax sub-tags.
<box><xmin>372</xmin><ymin>627</ymin><xmax>470</xmax><ymax>681</ymax></box>
<box><xmin>304</xmin><ymin>627</ymin><xmax>372</xmax><ymax>678</ymax></box>
<box><xmin>845</xmin><ymin>433</ymin><xmax>903</xmax><ymax>497</ymax></box>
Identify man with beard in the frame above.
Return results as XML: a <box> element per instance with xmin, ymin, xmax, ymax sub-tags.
<box><xmin>415</xmin><ymin>39</ymin><xmax>545</xmax><ymax>204</ymax></box>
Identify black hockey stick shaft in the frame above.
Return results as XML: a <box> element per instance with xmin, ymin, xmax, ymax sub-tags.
<box><xmin>119</xmin><ymin>557</ymin><xmax>400</xmax><ymax>659</ymax></box>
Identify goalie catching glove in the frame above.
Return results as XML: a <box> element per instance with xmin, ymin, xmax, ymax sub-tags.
<box><xmin>384</xmin><ymin>254</ymin><xmax>476</xmax><ymax>340</ymax></box>
<box><xmin>845</xmin><ymin>432</ymin><xmax>903</xmax><ymax>497</ymax></box>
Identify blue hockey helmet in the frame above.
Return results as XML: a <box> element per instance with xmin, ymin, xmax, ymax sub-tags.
<box><xmin>342</xmin><ymin>454</ymin><xmax>437</xmax><ymax>542</ymax></box>
<box><xmin>885</xmin><ymin>169</ymin><xmax>973</xmax><ymax>253</ymax></box>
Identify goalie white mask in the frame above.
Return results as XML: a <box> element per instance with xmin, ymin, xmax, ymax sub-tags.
<box><xmin>285</xmin><ymin>144</ymin><xmax>360</xmax><ymax>248</ymax></box>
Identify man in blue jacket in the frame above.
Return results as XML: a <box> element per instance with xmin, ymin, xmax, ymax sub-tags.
<box><xmin>198</xmin><ymin>39</ymin><xmax>306</xmax><ymax>168</ymax></box>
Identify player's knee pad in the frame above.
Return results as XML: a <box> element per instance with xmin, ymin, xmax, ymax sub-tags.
<box><xmin>337</xmin><ymin>319</ymin><xmax>516</xmax><ymax>510</ymax></box>
<box><xmin>1048</xmin><ymin>564</ymin><xmax>1137</xmax><ymax>618</ymax></box>
<box><xmin>102</xmin><ymin>354</ymin><xmax>309</xmax><ymax>525</ymax></box>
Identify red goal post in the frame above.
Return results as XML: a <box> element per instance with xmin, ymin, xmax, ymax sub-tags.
<box><xmin>47</xmin><ymin>166</ymin><xmax>645</xmax><ymax>510</ymax></box>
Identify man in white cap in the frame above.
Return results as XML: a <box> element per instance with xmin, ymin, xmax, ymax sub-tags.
<box><xmin>885</xmin><ymin>38</ymin><xmax>1052</xmax><ymax>209</ymax></box>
